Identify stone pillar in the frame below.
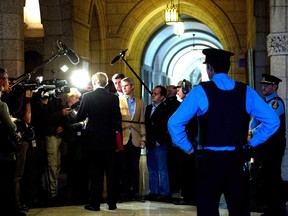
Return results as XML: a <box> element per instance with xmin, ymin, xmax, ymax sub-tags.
<box><xmin>0</xmin><ymin>0</ymin><xmax>25</xmax><ymax>78</ymax></box>
<box><xmin>267</xmin><ymin>0</ymin><xmax>288</xmax><ymax>180</ymax></box>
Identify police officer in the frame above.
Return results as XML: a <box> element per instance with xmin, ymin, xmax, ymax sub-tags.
<box><xmin>168</xmin><ymin>48</ymin><xmax>280</xmax><ymax>216</ymax></box>
<box><xmin>249</xmin><ymin>74</ymin><xmax>286</xmax><ymax>216</ymax></box>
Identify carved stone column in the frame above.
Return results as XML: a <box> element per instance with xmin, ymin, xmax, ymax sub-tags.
<box><xmin>0</xmin><ymin>0</ymin><xmax>25</xmax><ymax>78</ymax></box>
<box><xmin>268</xmin><ymin>0</ymin><xmax>288</xmax><ymax>181</ymax></box>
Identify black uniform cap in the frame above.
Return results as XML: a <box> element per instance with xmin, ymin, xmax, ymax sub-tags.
<box><xmin>261</xmin><ymin>74</ymin><xmax>282</xmax><ymax>85</ymax></box>
<box><xmin>202</xmin><ymin>48</ymin><xmax>234</xmax><ymax>65</ymax></box>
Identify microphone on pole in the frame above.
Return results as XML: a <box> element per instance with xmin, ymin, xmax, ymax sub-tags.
<box><xmin>57</xmin><ymin>40</ymin><xmax>80</xmax><ymax>65</ymax></box>
<box><xmin>65</xmin><ymin>49</ymin><xmax>80</xmax><ymax>65</ymax></box>
<box><xmin>110</xmin><ymin>49</ymin><xmax>128</xmax><ymax>65</ymax></box>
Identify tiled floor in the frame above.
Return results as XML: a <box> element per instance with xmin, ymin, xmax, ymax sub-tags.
<box><xmin>26</xmin><ymin>201</ymin><xmax>263</xmax><ymax>216</ymax></box>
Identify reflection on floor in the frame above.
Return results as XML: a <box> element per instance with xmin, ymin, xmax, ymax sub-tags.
<box><xmin>26</xmin><ymin>201</ymin><xmax>263</xmax><ymax>216</ymax></box>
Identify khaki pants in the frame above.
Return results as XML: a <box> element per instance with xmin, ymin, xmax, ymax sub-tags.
<box><xmin>45</xmin><ymin>135</ymin><xmax>61</xmax><ymax>197</ymax></box>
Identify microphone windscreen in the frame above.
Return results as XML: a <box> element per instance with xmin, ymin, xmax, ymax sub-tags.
<box><xmin>66</xmin><ymin>49</ymin><xmax>80</xmax><ymax>65</ymax></box>
<box><xmin>111</xmin><ymin>55</ymin><xmax>120</xmax><ymax>65</ymax></box>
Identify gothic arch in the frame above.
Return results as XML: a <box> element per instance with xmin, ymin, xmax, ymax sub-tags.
<box><xmin>117</xmin><ymin>0</ymin><xmax>241</xmax><ymax>78</ymax></box>
<box><xmin>89</xmin><ymin>0</ymin><xmax>108</xmax><ymax>72</ymax></box>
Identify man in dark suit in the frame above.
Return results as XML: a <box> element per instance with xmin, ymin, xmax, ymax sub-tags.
<box><xmin>145</xmin><ymin>85</ymin><xmax>170</xmax><ymax>202</ymax></box>
<box><xmin>77</xmin><ymin>72</ymin><xmax>122</xmax><ymax>211</ymax></box>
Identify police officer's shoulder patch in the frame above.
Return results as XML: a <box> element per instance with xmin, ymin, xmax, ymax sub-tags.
<box><xmin>271</xmin><ymin>101</ymin><xmax>279</xmax><ymax>109</ymax></box>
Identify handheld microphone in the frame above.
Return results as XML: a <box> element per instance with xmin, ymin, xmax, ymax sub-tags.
<box><xmin>110</xmin><ymin>49</ymin><xmax>128</xmax><ymax>65</ymax></box>
<box><xmin>56</xmin><ymin>40</ymin><xmax>80</xmax><ymax>65</ymax></box>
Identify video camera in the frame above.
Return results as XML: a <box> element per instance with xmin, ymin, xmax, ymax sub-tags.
<box><xmin>21</xmin><ymin>78</ymin><xmax>70</xmax><ymax>100</ymax></box>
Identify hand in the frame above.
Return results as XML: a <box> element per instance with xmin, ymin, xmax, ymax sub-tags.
<box><xmin>56</xmin><ymin>126</ymin><xmax>63</xmax><ymax>134</ymax></box>
<box><xmin>25</xmin><ymin>89</ymin><xmax>33</xmax><ymax>98</ymax></box>
<box><xmin>10</xmin><ymin>117</ymin><xmax>19</xmax><ymax>123</ymax></box>
<box><xmin>187</xmin><ymin>147</ymin><xmax>194</xmax><ymax>155</ymax></box>
<box><xmin>140</xmin><ymin>141</ymin><xmax>146</xmax><ymax>149</ymax></box>
<box><xmin>41</xmin><ymin>92</ymin><xmax>49</xmax><ymax>104</ymax></box>
<box><xmin>62</xmin><ymin>108</ymin><xmax>71</xmax><ymax>116</ymax></box>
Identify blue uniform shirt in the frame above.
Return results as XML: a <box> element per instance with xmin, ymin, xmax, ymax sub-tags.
<box><xmin>168</xmin><ymin>73</ymin><xmax>280</xmax><ymax>153</ymax></box>
<box><xmin>250</xmin><ymin>92</ymin><xmax>284</xmax><ymax>136</ymax></box>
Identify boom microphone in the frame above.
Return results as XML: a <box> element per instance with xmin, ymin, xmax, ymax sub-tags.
<box><xmin>65</xmin><ymin>49</ymin><xmax>80</xmax><ymax>65</ymax></box>
<box><xmin>57</xmin><ymin>40</ymin><xmax>80</xmax><ymax>65</ymax></box>
<box><xmin>110</xmin><ymin>49</ymin><xmax>128</xmax><ymax>65</ymax></box>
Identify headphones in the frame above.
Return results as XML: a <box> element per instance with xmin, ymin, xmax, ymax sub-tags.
<box><xmin>182</xmin><ymin>79</ymin><xmax>189</xmax><ymax>94</ymax></box>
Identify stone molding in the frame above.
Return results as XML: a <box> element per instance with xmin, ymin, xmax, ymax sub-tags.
<box><xmin>267</xmin><ymin>33</ymin><xmax>288</xmax><ymax>56</ymax></box>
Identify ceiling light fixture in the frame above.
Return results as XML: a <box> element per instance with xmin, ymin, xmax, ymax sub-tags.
<box><xmin>165</xmin><ymin>0</ymin><xmax>180</xmax><ymax>25</ymax></box>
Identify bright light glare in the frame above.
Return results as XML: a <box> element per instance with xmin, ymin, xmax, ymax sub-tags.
<box><xmin>60</xmin><ymin>65</ymin><xmax>69</xmax><ymax>73</ymax></box>
<box><xmin>24</xmin><ymin>0</ymin><xmax>43</xmax><ymax>29</ymax></box>
<box><xmin>174</xmin><ymin>22</ymin><xmax>184</xmax><ymax>36</ymax></box>
<box><xmin>70</xmin><ymin>70</ymin><xmax>90</xmax><ymax>89</ymax></box>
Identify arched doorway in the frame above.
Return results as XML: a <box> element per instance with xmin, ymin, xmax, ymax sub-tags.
<box><xmin>141</xmin><ymin>17</ymin><xmax>223</xmax><ymax>104</ymax></box>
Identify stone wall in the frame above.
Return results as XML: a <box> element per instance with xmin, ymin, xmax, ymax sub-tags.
<box><xmin>269</xmin><ymin>0</ymin><xmax>288</xmax><ymax>180</ymax></box>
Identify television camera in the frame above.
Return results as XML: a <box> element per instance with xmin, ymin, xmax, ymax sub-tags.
<box><xmin>25</xmin><ymin>79</ymin><xmax>71</xmax><ymax>99</ymax></box>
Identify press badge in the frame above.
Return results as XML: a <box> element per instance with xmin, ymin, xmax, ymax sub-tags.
<box><xmin>31</xmin><ymin>140</ymin><xmax>37</xmax><ymax>148</ymax></box>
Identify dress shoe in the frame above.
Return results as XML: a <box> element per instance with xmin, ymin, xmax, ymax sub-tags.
<box><xmin>108</xmin><ymin>204</ymin><xmax>117</xmax><ymax>210</ymax></box>
<box><xmin>144</xmin><ymin>193</ymin><xmax>158</xmax><ymax>201</ymax></box>
<box><xmin>173</xmin><ymin>198</ymin><xmax>196</xmax><ymax>205</ymax></box>
<box><xmin>16</xmin><ymin>204</ymin><xmax>29</xmax><ymax>212</ymax></box>
<box><xmin>132</xmin><ymin>193</ymin><xmax>145</xmax><ymax>202</ymax></box>
<box><xmin>157</xmin><ymin>195</ymin><xmax>171</xmax><ymax>203</ymax></box>
<box><xmin>118</xmin><ymin>194</ymin><xmax>130</xmax><ymax>203</ymax></box>
<box><xmin>84</xmin><ymin>204</ymin><xmax>100</xmax><ymax>211</ymax></box>
<box><xmin>12</xmin><ymin>211</ymin><xmax>27</xmax><ymax>216</ymax></box>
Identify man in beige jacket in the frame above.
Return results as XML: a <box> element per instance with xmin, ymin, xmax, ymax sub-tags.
<box><xmin>118</xmin><ymin>77</ymin><xmax>146</xmax><ymax>202</ymax></box>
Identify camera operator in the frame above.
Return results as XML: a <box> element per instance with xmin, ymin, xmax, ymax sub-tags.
<box><xmin>37</xmin><ymin>86</ymin><xmax>70</xmax><ymax>201</ymax></box>
<box><xmin>14</xmin><ymin>89</ymin><xmax>36</xmax><ymax>213</ymax></box>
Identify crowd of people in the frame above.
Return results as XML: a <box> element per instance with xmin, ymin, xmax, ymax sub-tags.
<box><xmin>0</xmin><ymin>48</ymin><xmax>286</xmax><ymax>216</ymax></box>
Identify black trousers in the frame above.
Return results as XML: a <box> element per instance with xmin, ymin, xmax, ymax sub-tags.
<box><xmin>196</xmin><ymin>150</ymin><xmax>250</xmax><ymax>216</ymax></box>
<box><xmin>119</xmin><ymin>138</ymin><xmax>141</xmax><ymax>197</ymax></box>
<box><xmin>0</xmin><ymin>160</ymin><xmax>16</xmax><ymax>215</ymax></box>
<box><xmin>88</xmin><ymin>149</ymin><xmax>118</xmax><ymax>207</ymax></box>
<box><xmin>251</xmin><ymin>148</ymin><xmax>286</xmax><ymax>215</ymax></box>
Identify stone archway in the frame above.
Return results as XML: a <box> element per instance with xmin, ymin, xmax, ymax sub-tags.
<box><xmin>115</xmin><ymin>0</ymin><xmax>242</xmax><ymax>95</ymax></box>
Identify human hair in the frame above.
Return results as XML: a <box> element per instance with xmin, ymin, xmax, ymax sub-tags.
<box><xmin>211</xmin><ymin>62</ymin><xmax>230</xmax><ymax>73</ymax></box>
<box><xmin>121</xmin><ymin>77</ymin><xmax>134</xmax><ymax>86</ymax></box>
<box><xmin>155</xmin><ymin>85</ymin><xmax>167</xmax><ymax>97</ymax></box>
<box><xmin>0</xmin><ymin>67</ymin><xmax>7</xmax><ymax>77</ymax></box>
<box><xmin>92</xmin><ymin>72</ymin><xmax>108</xmax><ymax>87</ymax></box>
<box><xmin>112</xmin><ymin>73</ymin><xmax>125</xmax><ymax>81</ymax></box>
<box><xmin>62</xmin><ymin>87</ymin><xmax>81</xmax><ymax>104</ymax></box>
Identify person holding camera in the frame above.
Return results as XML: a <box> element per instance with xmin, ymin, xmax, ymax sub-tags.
<box><xmin>0</xmin><ymin>67</ymin><xmax>26</xmax><ymax>216</ymax></box>
<box><xmin>40</xmin><ymin>88</ymin><xmax>70</xmax><ymax>200</ymax></box>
